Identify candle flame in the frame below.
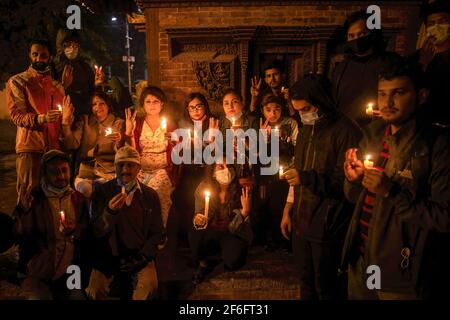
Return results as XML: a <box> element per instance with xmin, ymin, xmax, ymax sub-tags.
<box><xmin>204</xmin><ymin>190</ymin><xmax>210</xmax><ymax>197</ymax></box>
<box><xmin>365</xmin><ymin>155</ymin><xmax>371</xmax><ymax>161</ymax></box>
<box><xmin>57</xmin><ymin>104</ymin><xmax>62</xmax><ymax>112</ymax></box>
<box><xmin>367</xmin><ymin>102</ymin><xmax>374</xmax><ymax>108</ymax></box>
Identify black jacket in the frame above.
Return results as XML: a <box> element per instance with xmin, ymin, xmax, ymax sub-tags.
<box><xmin>292</xmin><ymin>112</ymin><xmax>361</xmax><ymax>242</ymax></box>
<box><xmin>332</xmin><ymin>51</ymin><xmax>398</xmax><ymax>126</ymax></box>
<box><xmin>91</xmin><ymin>179</ymin><xmax>163</xmax><ymax>271</ymax></box>
<box><xmin>341</xmin><ymin>118</ymin><xmax>450</xmax><ymax>297</ymax></box>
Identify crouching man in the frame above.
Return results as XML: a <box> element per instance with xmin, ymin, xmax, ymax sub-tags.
<box><xmin>13</xmin><ymin>150</ymin><xmax>90</xmax><ymax>300</ymax></box>
<box><xmin>86</xmin><ymin>146</ymin><xmax>163</xmax><ymax>300</ymax></box>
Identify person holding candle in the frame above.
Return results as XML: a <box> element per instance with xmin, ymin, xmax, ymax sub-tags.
<box><xmin>87</xmin><ymin>146</ymin><xmax>163</xmax><ymax>300</ymax></box>
<box><xmin>124</xmin><ymin>86</ymin><xmax>177</xmax><ymax>238</ymax></box>
<box><xmin>280</xmin><ymin>74</ymin><xmax>361</xmax><ymax>300</ymax></box>
<box><xmin>61</xmin><ymin>90</ymin><xmax>124</xmax><ymax>198</ymax></box>
<box><xmin>173</xmin><ymin>93</ymin><xmax>214</xmax><ymax>241</ymax></box>
<box><xmin>7</xmin><ymin>39</ymin><xmax>65</xmax><ymax>203</ymax></box>
<box><xmin>13</xmin><ymin>150</ymin><xmax>90</xmax><ymax>299</ymax></box>
<box><xmin>332</xmin><ymin>10</ymin><xmax>398</xmax><ymax>126</ymax></box>
<box><xmin>258</xmin><ymin>94</ymin><xmax>298</xmax><ymax>251</ymax></box>
<box><xmin>342</xmin><ymin>56</ymin><xmax>450</xmax><ymax>300</ymax></box>
<box><xmin>189</xmin><ymin>155</ymin><xmax>253</xmax><ymax>285</ymax></box>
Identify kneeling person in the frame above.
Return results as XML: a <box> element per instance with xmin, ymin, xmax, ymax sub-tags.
<box><xmin>87</xmin><ymin>146</ymin><xmax>163</xmax><ymax>300</ymax></box>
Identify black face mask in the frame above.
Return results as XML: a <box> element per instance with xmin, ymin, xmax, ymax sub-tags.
<box><xmin>31</xmin><ymin>61</ymin><xmax>49</xmax><ymax>72</ymax></box>
<box><xmin>345</xmin><ymin>34</ymin><xmax>374</xmax><ymax>56</ymax></box>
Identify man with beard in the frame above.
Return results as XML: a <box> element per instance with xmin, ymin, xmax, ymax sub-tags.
<box><xmin>7</xmin><ymin>39</ymin><xmax>65</xmax><ymax>198</ymax></box>
<box><xmin>249</xmin><ymin>59</ymin><xmax>295</xmax><ymax>118</ymax></box>
<box><xmin>54</xmin><ymin>30</ymin><xmax>95</xmax><ymax>120</ymax></box>
<box><xmin>13</xmin><ymin>150</ymin><xmax>90</xmax><ymax>299</ymax></box>
<box><xmin>332</xmin><ymin>10</ymin><xmax>397</xmax><ymax>127</ymax></box>
<box><xmin>87</xmin><ymin>146</ymin><xmax>163</xmax><ymax>300</ymax></box>
<box><xmin>341</xmin><ymin>55</ymin><xmax>450</xmax><ymax>299</ymax></box>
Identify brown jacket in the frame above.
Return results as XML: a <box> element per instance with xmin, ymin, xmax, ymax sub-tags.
<box><xmin>62</xmin><ymin>113</ymin><xmax>124</xmax><ymax>177</ymax></box>
<box><xmin>13</xmin><ymin>188</ymin><xmax>89</xmax><ymax>281</ymax></box>
<box><xmin>7</xmin><ymin>67</ymin><xmax>65</xmax><ymax>154</ymax></box>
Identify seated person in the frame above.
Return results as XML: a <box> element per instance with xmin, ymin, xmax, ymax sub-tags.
<box><xmin>189</xmin><ymin>155</ymin><xmax>253</xmax><ymax>284</ymax></box>
<box><xmin>87</xmin><ymin>146</ymin><xmax>163</xmax><ymax>300</ymax></box>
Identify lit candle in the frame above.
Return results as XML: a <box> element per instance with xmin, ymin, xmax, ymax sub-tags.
<box><xmin>57</xmin><ymin>104</ymin><xmax>62</xmax><ymax>112</ymax></box>
<box><xmin>279</xmin><ymin>166</ymin><xmax>284</xmax><ymax>179</ymax></box>
<box><xmin>94</xmin><ymin>65</ymin><xmax>98</xmax><ymax>70</ymax></box>
<box><xmin>366</xmin><ymin>103</ymin><xmax>374</xmax><ymax>117</ymax></box>
<box><xmin>188</xmin><ymin>129</ymin><xmax>192</xmax><ymax>140</ymax></box>
<box><xmin>121</xmin><ymin>186</ymin><xmax>126</xmax><ymax>195</ymax></box>
<box><xmin>161</xmin><ymin>117</ymin><xmax>167</xmax><ymax>132</ymax></box>
<box><xmin>274</xmin><ymin>126</ymin><xmax>279</xmax><ymax>133</ymax></box>
<box><xmin>59</xmin><ymin>210</ymin><xmax>65</xmax><ymax>224</ymax></box>
<box><xmin>364</xmin><ymin>155</ymin><xmax>374</xmax><ymax>168</ymax></box>
<box><xmin>231</xmin><ymin>117</ymin><xmax>236</xmax><ymax>127</ymax></box>
<box><xmin>105</xmin><ymin>127</ymin><xmax>113</xmax><ymax>136</ymax></box>
<box><xmin>204</xmin><ymin>190</ymin><xmax>210</xmax><ymax>219</ymax></box>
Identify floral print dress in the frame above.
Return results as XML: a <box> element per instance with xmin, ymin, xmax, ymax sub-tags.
<box><xmin>138</xmin><ymin>121</ymin><xmax>173</xmax><ymax>228</ymax></box>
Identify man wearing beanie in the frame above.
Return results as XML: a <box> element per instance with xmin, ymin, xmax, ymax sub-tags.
<box><xmin>87</xmin><ymin>146</ymin><xmax>163</xmax><ymax>300</ymax></box>
<box><xmin>13</xmin><ymin>149</ymin><xmax>89</xmax><ymax>299</ymax></box>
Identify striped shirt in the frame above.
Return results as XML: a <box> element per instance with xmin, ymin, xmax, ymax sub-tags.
<box><xmin>359</xmin><ymin>126</ymin><xmax>391</xmax><ymax>253</ymax></box>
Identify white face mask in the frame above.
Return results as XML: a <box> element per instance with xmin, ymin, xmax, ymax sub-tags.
<box><xmin>214</xmin><ymin>167</ymin><xmax>234</xmax><ymax>185</ymax></box>
<box><xmin>300</xmin><ymin>111</ymin><xmax>320</xmax><ymax>125</ymax></box>
<box><xmin>64</xmin><ymin>47</ymin><xmax>79</xmax><ymax>60</ymax></box>
<box><xmin>427</xmin><ymin>23</ymin><xmax>450</xmax><ymax>45</ymax></box>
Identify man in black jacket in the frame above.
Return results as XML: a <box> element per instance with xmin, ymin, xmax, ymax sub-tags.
<box><xmin>53</xmin><ymin>30</ymin><xmax>95</xmax><ymax>120</ymax></box>
<box><xmin>342</xmin><ymin>55</ymin><xmax>450</xmax><ymax>299</ymax></box>
<box><xmin>332</xmin><ymin>10</ymin><xmax>397</xmax><ymax>127</ymax></box>
<box><xmin>281</xmin><ymin>75</ymin><xmax>361</xmax><ymax>300</ymax></box>
<box><xmin>86</xmin><ymin>146</ymin><xmax>163</xmax><ymax>300</ymax></box>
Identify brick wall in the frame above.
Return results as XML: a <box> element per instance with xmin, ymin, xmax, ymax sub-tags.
<box><xmin>146</xmin><ymin>3</ymin><xmax>420</xmax><ymax>115</ymax></box>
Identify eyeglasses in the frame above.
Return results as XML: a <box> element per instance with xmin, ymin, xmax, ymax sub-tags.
<box><xmin>187</xmin><ymin>104</ymin><xmax>205</xmax><ymax>111</ymax></box>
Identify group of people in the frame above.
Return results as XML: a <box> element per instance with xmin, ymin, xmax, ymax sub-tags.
<box><xmin>2</xmin><ymin>2</ymin><xmax>450</xmax><ymax>300</ymax></box>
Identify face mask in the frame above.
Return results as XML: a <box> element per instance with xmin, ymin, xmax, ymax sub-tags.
<box><xmin>427</xmin><ymin>23</ymin><xmax>450</xmax><ymax>45</ymax></box>
<box><xmin>300</xmin><ymin>111</ymin><xmax>320</xmax><ymax>125</ymax></box>
<box><xmin>31</xmin><ymin>61</ymin><xmax>50</xmax><ymax>73</ymax></box>
<box><xmin>214</xmin><ymin>167</ymin><xmax>234</xmax><ymax>185</ymax></box>
<box><xmin>345</xmin><ymin>34</ymin><xmax>373</xmax><ymax>55</ymax></box>
<box><xmin>41</xmin><ymin>179</ymin><xmax>71</xmax><ymax>197</ymax></box>
<box><xmin>64</xmin><ymin>47</ymin><xmax>79</xmax><ymax>60</ymax></box>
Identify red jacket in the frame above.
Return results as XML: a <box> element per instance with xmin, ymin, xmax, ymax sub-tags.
<box><xmin>7</xmin><ymin>67</ymin><xmax>65</xmax><ymax>153</ymax></box>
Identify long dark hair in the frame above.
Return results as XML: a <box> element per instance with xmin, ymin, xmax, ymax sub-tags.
<box><xmin>183</xmin><ymin>92</ymin><xmax>211</xmax><ymax>122</ymax></box>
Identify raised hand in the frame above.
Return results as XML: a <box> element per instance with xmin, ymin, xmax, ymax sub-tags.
<box><xmin>125</xmin><ymin>108</ymin><xmax>137</xmax><ymax>136</ymax></box>
<box><xmin>250</xmin><ymin>76</ymin><xmax>262</xmax><ymax>97</ymax></box>
<box><xmin>240</xmin><ymin>186</ymin><xmax>251</xmax><ymax>217</ymax></box>
<box><xmin>94</xmin><ymin>65</ymin><xmax>105</xmax><ymax>86</ymax></box>
<box><xmin>344</xmin><ymin>148</ymin><xmax>364</xmax><ymax>183</ymax></box>
<box><xmin>208</xmin><ymin>117</ymin><xmax>219</xmax><ymax>142</ymax></box>
<box><xmin>61</xmin><ymin>95</ymin><xmax>74</xmax><ymax>126</ymax></box>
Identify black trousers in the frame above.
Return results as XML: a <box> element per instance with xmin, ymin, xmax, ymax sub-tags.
<box><xmin>292</xmin><ymin>231</ymin><xmax>343</xmax><ymax>300</ymax></box>
<box><xmin>189</xmin><ymin>227</ymin><xmax>248</xmax><ymax>270</ymax></box>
